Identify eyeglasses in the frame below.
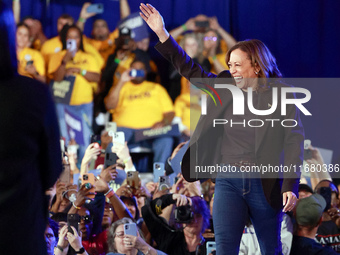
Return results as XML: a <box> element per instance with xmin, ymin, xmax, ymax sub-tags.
<box><xmin>204</xmin><ymin>36</ymin><xmax>217</xmax><ymax>42</ymax></box>
<box><xmin>114</xmin><ymin>231</ymin><xmax>124</xmax><ymax>238</ymax></box>
<box><xmin>80</xmin><ymin>215</ymin><xmax>93</xmax><ymax>223</ymax></box>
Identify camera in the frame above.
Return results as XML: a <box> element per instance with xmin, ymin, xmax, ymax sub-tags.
<box><xmin>174</xmin><ymin>204</ymin><xmax>194</xmax><ymax>223</ymax></box>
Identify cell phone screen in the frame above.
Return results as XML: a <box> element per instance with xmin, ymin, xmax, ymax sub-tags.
<box><xmin>124</xmin><ymin>223</ymin><xmax>137</xmax><ymax>236</ymax></box>
<box><xmin>60</xmin><ymin>164</ymin><xmax>71</xmax><ymax>184</ymax></box>
<box><xmin>127</xmin><ymin>171</ymin><xmax>140</xmax><ymax>189</ymax></box>
<box><xmin>82</xmin><ymin>173</ymin><xmax>95</xmax><ymax>199</ymax></box>
<box><xmin>159</xmin><ymin>176</ymin><xmax>170</xmax><ymax>191</ymax></box>
<box><xmin>67</xmin><ymin>214</ymin><xmax>80</xmax><ymax>234</ymax></box>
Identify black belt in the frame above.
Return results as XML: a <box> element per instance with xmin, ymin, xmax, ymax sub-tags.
<box><xmin>229</xmin><ymin>160</ymin><xmax>256</xmax><ymax>167</ymax></box>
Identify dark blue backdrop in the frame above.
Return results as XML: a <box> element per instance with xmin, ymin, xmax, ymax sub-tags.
<box><xmin>4</xmin><ymin>0</ymin><xmax>340</xmax><ymax>164</ymax></box>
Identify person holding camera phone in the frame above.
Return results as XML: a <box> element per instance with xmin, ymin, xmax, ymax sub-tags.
<box><xmin>49</xmin><ymin>24</ymin><xmax>101</xmax><ymax>165</ymax></box>
<box><xmin>141</xmin><ymin>187</ymin><xmax>210</xmax><ymax>255</ymax></box>
<box><xmin>16</xmin><ymin>22</ymin><xmax>46</xmax><ymax>83</ymax></box>
<box><xmin>76</xmin><ymin>1</ymin><xmax>131</xmax><ymax>63</ymax></box>
<box><xmin>104</xmin><ymin>59</ymin><xmax>175</xmax><ymax>165</ymax></box>
<box><xmin>107</xmin><ymin>217</ymin><xmax>167</xmax><ymax>255</ymax></box>
<box><xmin>140</xmin><ymin>3</ymin><xmax>304</xmax><ymax>254</ymax></box>
<box><xmin>55</xmin><ymin>225</ymin><xmax>89</xmax><ymax>255</ymax></box>
<box><xmin>0</xmin><ymin>3</ymin><xmax>62</xmax><ymax>254</ymax></box>
<box><xmin>169</xmin><ymin>14</ymin><xmax>236</xmax><ymax>74</ymax></box>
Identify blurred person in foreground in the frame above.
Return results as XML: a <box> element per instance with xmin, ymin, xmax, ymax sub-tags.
<box><xmin>0</xmin><ymin>2</ymin><xmax>62</xmax><ymax>254</ymax></box>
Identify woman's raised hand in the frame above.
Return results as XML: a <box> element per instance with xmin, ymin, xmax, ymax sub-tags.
<box><xmin>139</xmin><ymin>3</ymin><xmax>169</xmax><ymax>43</ymax></box>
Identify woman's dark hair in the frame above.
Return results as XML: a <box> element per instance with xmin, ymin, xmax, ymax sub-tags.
<box><xmin>120</xmin><ymin>196</ymin><xmax>140</xmax><ymax>220</ymax></box>
<box><xmin>60</xmin><ymin>24</ymin><xmax>84</xmax><ymax>52</ymax></box>
<box><xmin>226</xmin><ymin>39</ymin><xmax>282</xmax><ymax>79</ymax></box>
<box><xmin>0</xmin><ymin>1</ymin><xmax>17</xmax><ymax>79</ymax></box>
<box><xmin>17</xmin><ymin>21</ymin><xmax>30</xmax><ymax>32</ymax></box>
<box><xmin>50</xmin><ymin>212</ymin><xmax>68</xmax><ymax>223</ymax></box>
<box><xmin>190</xmin><ymin>196</ymin><xmax>210</xmax><ymax>233</ymax></box>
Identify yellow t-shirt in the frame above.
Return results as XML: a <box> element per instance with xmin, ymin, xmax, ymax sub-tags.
<box><xmin>32</xmin><ymin>38</ymin><xmax>42</xmax><ymax>51</ymax></box>
<box><xmin>48</xmin><ymin>50</ymin><xmax>100</xmax><ymax>105</ymax></box>
<box><xmin>17</xmin><ymin>47</ymin><xmax>45</xmax><ymax>78</ymax></box>
<box><xmin>113</xmin><ymin>81</ymin><xmax>174</xmax><ymax>129</ymax></box>
<box><xmin>85</xmin><ymin>29</ymin><xmax>119</xmax><ymax>63</ymax></box>
<box><xmin>41</xmin><ymin>36</ymin><xmax>104</xmax><ymax>75</ymax></box>
<box><xmin>174</xmin><ymin>92</ymin><xmax>201</xmax><ymax>132</ymax></box>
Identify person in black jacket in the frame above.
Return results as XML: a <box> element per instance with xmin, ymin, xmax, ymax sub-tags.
<box><xmin>140</xmin><ymin>3</ymin><xmax>304</xmax><ymax>255</ymax></box>
<box><xmin>142</xmin><ymin>193</ymin><xmax>210</xmax><ymax>255</ymax></box>
<box><xmin>0</xmin><ymin>2</ymin><xmax>62</xmax><ymax>254</ymax></box>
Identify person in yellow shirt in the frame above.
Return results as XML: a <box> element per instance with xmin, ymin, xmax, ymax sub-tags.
<box><xmin>173</xmin><ymin>80</ymin><xmax>202</xmax><ymax>142</ymax></box>
<box><xmin>85</xmin><ymin>21</ymin><xmax>119</xmax><ymax>63</ymax></box>
<box><xmin>203</xmin><ymin>17</ymin><xmax>237</xmax><ymax>74</ymax></box>
<box><xmin>16</xmin><ymin>23</ymin><xmax>46</xmax><ymax>83</ymax></box>
<box><xmin>12</xmin><ymin>0</ymin><xmax>48</xmax><ymax>50</ymax></box>
<box><xmin>41</xmin><ymin>14</ymin><xmax>104</xmax><ymax>79</ymax></box>
<box><xmin>76</xmin><ymin>1</ymin><xmax>131</xmax><ymax>63</ymax></box>
<box><xmin>105</xmin><ymin>60</ymin><xmax>175</xmax><ymax>164</ymax></box>
<box><xmin>169</xmin><ymin>15</ymin><xmax>237</xmax><ymax>74</ymax></box>
<box><xmin>48</xmin><ymin>24</ymin><xmax>100</xmax><ymax>162</ymax></box>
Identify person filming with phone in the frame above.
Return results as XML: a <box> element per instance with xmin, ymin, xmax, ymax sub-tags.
<box><xmin>141</xmin><ymin>187</ymin><xmax>210</xmax><ymax>255</ymax></box>
<box><xmin>48</xmin><ymin>24</ymin><xmax>101</xmax><ymax>163</ymax></box>
<box><xmin>107</xmin><ymin>217</ymin><xmax>167</xmax><ymax>255</ymax></box>
<box><xmin>104</xmin><ymin>59</ymin><xmax>175</xmax><ymax>164</ymax></box>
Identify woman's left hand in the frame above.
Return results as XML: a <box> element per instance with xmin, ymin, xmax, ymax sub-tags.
<box><xmin>57</xmin><ymin>225</ymin><xmax>70</xmax><ymax>250</ymax></box>
<box><xmin>25</xmin><ymin>64</ymin><xmax>37</xmax><ymax>75</ymax></box>
<box><xmin>67</xmin><ymin>226</ymin><xmax>83</xmax><ymax>251</ymax></box>
<box><xmin>282</xmin><ymin>191</ymin><xmax>297</xmax><ymax>212</ymax></box>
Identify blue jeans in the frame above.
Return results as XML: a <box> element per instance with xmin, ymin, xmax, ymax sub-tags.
<box><xmin>56</xmin><ymin>102</ymin><xmax>93</xmax><ymax>165</ymax></box>
<box><xmin>117</xmin><ymin>127</ymin><xmax>174</xmax><ymax>164</ymax></box>
<box><xmin>213</xmin><ymin>172</ymin><xmax>282</xmax><ymax>255</ymax></box>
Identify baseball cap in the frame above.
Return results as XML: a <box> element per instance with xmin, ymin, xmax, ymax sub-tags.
<box><xmin>298</xmin><ymin>183</ymin><xmax>314</xmax><ymax>194</ymax></box>
<box><xmin>120</xmin><ymin>195</ymin><xmax>140</xmax><ymax>220</ymax></box>
<box><xmin>296</xmin><ymin>193</ymin><xmax>326</xmax><ymax>227</ymax></box>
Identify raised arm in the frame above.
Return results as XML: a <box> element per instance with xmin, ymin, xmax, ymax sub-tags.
<box><xmin>169</xmin><ymin>17</ymin><xmax>196</xmax><ymax>40</ymax></box>
<box><xmin>139</xmin><ymin>3</ymin><xmax>217</xmax><ymax>87</ymax></box>
<box><xmin>104</xmin><ymin>69</ymin><xmax>131</xmax><ymax>110</ymax></box>
<box><xmin>139</xmin><ymin>3</ymin><xmax>169</xmax><ymax>43</ymax></box>
<box><xmin>120</xmin><ymin>0</ymin><xmax>131</xmax><ymax>20</ymax></box>
<box><xmin>209</xmin><ymin>17</ymin><xmax>237</xmax><ymax>49</ymax></box>
<box><xmin>12</xmin><ymin>0</ymin><xmax>20</xmax><ymax>24</ymax></box>
<box><xmin>77</xmin><ymin>2</ymin><xmax>96</xmax><ymax>32</ymax></box>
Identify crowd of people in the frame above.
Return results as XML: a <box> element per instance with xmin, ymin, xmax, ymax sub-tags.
<box><xmin>12</xmin><ymin>0</ymin><xmax>237</xmax><ymax>163</ymax></box>
<box><xmin>1</xmin><ymin>1</ymin><xmax>339</xmax><ymax>255</ymax></box>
